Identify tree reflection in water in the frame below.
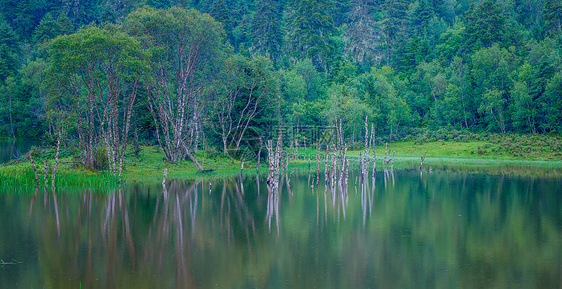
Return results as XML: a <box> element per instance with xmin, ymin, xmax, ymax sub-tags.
<box><xmin>2</xmin><ymin>168</ymin><xmax>561</xmax><ymax>289</ymax></box>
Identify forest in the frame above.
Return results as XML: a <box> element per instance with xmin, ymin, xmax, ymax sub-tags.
<box><xmin>0</xmin><ymin>0</ymin><xmax>561</xmax><ymax>173</ymax></box>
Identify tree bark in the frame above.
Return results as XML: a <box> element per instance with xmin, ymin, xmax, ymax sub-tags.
<box><xmin>29</xmin><ymin>154</ymin><xmax>39</xmax><ymax>184</ymax></box>
<box><xmin>52</xmin><ymin>126</ymin><xmax>62</xmax><ymax>187</ymax></box>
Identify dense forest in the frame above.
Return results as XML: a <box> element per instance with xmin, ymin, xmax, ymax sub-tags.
<box><xmin>0</xmin><ymin>0</ymin><xmax>561</xmax><ymax>171</ymax></box>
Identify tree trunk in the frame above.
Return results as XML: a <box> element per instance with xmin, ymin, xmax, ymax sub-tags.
<box><xmin>52</xmin><ymin>127</ymin><xmax>62</xmax><ymax>187</ymax></box>
<box><xmin>29</xmin><ymin>154</ymin><xmax>39</xmax><ymax>184</ymax></box>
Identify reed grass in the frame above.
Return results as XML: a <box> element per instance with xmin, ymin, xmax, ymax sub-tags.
<box><xmin>0</xmin><ymin>160</ymin><xmax>119</xmax><ymax>191</ymax></box>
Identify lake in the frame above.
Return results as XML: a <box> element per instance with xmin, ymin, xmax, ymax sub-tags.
<box><xmin>0</xmin><ymin>140</ymin><xmax>40</xmax><ymax>164</ymax></box>
<box><xmin>0</xmin><ymin>168</ymin><xmax>561</xmax><ymax>289</ymax></box>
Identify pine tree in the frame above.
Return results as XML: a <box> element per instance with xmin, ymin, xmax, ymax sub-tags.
<box><xmin>379</xmin><ymin>0</ymin><xmax>410</xmax><ymax>65</ymax></box>
<box><xmin>285</xmin><ymin>0</ymin><xmax>336</xmax><ymax>72</ymax></box>
<box><xmin>465</xmin><ymin>0</ymin><xmax>506</xmax><ymax>50</ymax></box>
<box><xmin>410</xmin><ymin>0</ymin><xmax>434</xmax><ymax>36</ymax></box>
<box><xmin>250</xmin><ymin>0</ymin><xmax>283</xmax><ymax>62</ymax></box>
<box><xmin>210</xmin><ymin>0</ymin><xmax>235</xmax><ymax>44</ymax></box>
<box><xmin>343</xmin><ymin>0</ymin><xmax>384</xmax><ymax>66</ymax></box>
<box><xmin>33</xmin><ymin>13</ymin><xmax>74</xmax><ymax>43</ymax></box>
<box><xmin>1</xmin><ymin>0</ymin><xmax>38</xmax><ymax>37</ymax></box>
<box><xmin>0</xmin><ymin>18</ymin><xmax>18</xmax><ymax>82</ymax></box>
<box><xmin>543</xmin><ymin>0</ymin><xmax>562</xmax><ymax>35</ymax></box>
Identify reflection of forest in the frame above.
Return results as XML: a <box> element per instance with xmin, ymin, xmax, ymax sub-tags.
<box><xmin>0</xmin><ymin>170</ymin><xmax>561</xmax><ymax>288</ymax></box>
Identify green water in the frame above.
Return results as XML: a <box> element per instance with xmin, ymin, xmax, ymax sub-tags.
<box><xmin>0</xmin><ymin>169</ymin><xmax>561</xmax><ymax>288</ymax></box>
<box><xmin>0</xmin><ymin>140</ymin><xmax>39</xmax><ymax>164</ymax></box>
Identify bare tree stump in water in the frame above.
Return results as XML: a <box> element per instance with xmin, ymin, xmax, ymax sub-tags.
<box><xmin>420</xmin><ymin>152</ymin><xmax>427</xmax><ymax>171</ymax></box>
<box><xmin>29</xmin><ymin>154</ymin><xmax>39</xmax><ymax>184</ymax></box>
<box><xmin>52</xmin><ymin>128</ymin><xmax>62</xmax><ymax>187</ymax></box>
<box><xmin>162</xmin><ymin>168</ymin><xmax>168</xmax><ymax>187</ymax></box>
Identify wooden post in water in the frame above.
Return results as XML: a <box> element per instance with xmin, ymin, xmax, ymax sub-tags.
<box><xmin>162</xmin><ymin>168</ymin><xmax>168</xmax><ymax>187</ymax></box>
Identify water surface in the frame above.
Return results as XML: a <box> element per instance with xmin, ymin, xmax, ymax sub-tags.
<box><xmin>0</xmin><ymin>169</ymin><xmax>561</xmax><ymax>289</ymax></box>
<box><xmin>0</xmin><ymin>140</ymin><xmax>40</xmax><ymax>164</ymax></box>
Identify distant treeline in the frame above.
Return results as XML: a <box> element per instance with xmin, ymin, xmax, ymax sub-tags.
<box><xmin>0</xmin><ymin>0</ymin><xmax>561</xmax><ymax>161</ymax></box>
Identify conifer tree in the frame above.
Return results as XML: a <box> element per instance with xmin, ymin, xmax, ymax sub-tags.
<box><xmin>543</xmin><ymin>0</ymin><xmax>562</xmax><ymax>35</ymax></box>
<box><xmin>0</xmin><ymin>18</ymin><xmax>18</xmax><ymax>82</ymax></box>
<box><xmin>465</xmin><ymin>0</ymin><xmax>506</xmax><ymax>50</ymax></box>
<box><xmin>285</xmin><ymin>0</ymin><xmax>336</xmax><ymax>72</ymax></box>
<box><xmin>344</xmin><ymin>0</ymin><xmax>384</xmax><ymax>66</ymax></box>
<box><xmin>250</xmin><ymin>0</ymin><xmax>283</xmax><ymax>62</ymax></box>
<box><xmin>379</xmin><ymin>0</ymin><xmax>409</xmax><ymax>65</ymax></box>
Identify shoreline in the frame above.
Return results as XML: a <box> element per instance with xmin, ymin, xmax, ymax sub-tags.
<box><xmin>1</xmin><ymin>141</ymin><xmax>562</xmax><ymax>189</ymax></box>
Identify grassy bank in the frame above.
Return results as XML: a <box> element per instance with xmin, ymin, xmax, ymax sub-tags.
<box><xmin>2</xmin><ymin>135</ymin><xmax>562</xmax><ymax>189</ymax></box>
<box><xmin>0</xmin><ymin>161</ymin><xmax>120</xmax><ymax>190</ymax></box>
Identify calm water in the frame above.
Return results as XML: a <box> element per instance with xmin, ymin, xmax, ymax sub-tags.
<box><xmin>0</xmin><ymin>140</ymin><xmax>39</xmax><ymax>164</ymax></box>
<box><xmin>1</xmin><ymin>169</ymin><xmax>561</xmax><ymax>289</ymax></box>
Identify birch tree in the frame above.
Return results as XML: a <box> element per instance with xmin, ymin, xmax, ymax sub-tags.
<box><xmin>210</xmin><ymin>55</ymin><xmax>277</xmax><ymax>155</ymax></box>
<box><xmin>124</xmin><ymin>7</ymin><xmax>226</xmax><ymax>168</ymax></box>
<box><xmin>48</xmin><ymin>24</ymin><xmax>148</xmax><ymax>178</ymax></box>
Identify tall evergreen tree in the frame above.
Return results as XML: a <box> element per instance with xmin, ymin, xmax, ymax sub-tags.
<box><xmin>250</xmin><ymin>0</ymin><xmax>283</xmax><ymax>61</ymax></box>
<box><xmin>0</xmin><ymin>0</ymin><xmax>39</xmax><ymax>38</ymax></box>
<box><xmin>210</xmin><ymin>0</ymin><xmax>235</xmax><ymax>44</ymax></box>
<box><xmin>33</xmin><ymin>13</ymin><xmax>74</xmax><ymax>43</ymax></box>
<box><xmin>344</xmin><ymin>0</ymin><xmax>384</xmax><ymax>66</ymax></box>
<box><xmin>56</xmin><ymin>0</ymin><xmax>100</xmax><ymax>27</ymax></box>
<box><xmin>379</xmin><ymin>0</ymin><xmax>410</xmax><ymax>65</ymax></box>
<box><xmin>410</xmin><ymin>0</ymin><xmax>434</xmax><ymax>36</ymax></box>
<box><xmin>330</xmin><ymin>0</ymin><xmax>351</xmax><ymax>27</ymax></box>
<box><xmin>285</xmin><ymin>0</ymin><xmax>336</xmax><ymax>72</ymax></box>
<box><xmin>543</xmin><ymin>0</ymin><xmax>562</xmax><ymax>35</ymax></box>
<box><xmin>465</xmin><ymin>0</ymin><xmax>507</xmax><ymax>50</ymax></box>
<box><xmin>0</xmin><ymin>18</ymin><xmax>18</xmax><ymax>83</ymax></box>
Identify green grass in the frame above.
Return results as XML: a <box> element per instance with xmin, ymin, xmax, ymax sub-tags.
<box><xmin>2</xmin><ymin>136</ymin><xmax>562</xmax><ymax>190</ymax></box>
<box><xmin>121</xmin><ymin>146</ymin><xmax>245</xmax><ymax>182</ymax></box>
<box><xmin>0</xmin><ymin>160</ymin><xmax>119</xmax><ymax>191</ymax></box>
<box><xmin>348</xmin><ymin>140</ymin><xmax>561</xmax><ymax>161</ymax></box>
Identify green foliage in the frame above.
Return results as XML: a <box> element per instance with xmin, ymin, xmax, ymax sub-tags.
<box><xmin>250</xmin><ymin>0</ymin><xmax>283</xmax><ymax>62</ymax></box>
<box><xmin>0</xmin><ymin>18</ymin><xmax>18</xmax><ymax>82</ymax></box>
<box><xmin>465</xmin><ymin>0</ymin><xmax>507</xmax><ymax>50</ymax></box>
<box><xmin>285</xmin><ymin>0</ymin><xmax>336</xmax><ymax>72</ymax></box>
<box><xmin>33</xmin><ymin>13</ymin><xmax>74</xmax><ymax>44</ymax></box>
<box><xmin>343</xmin><ymin>0</ymin><xmax>384</xmax><ymax>67</ymax></box>
<box><xmin>0</xmin><ymin>0</ymin><xmax>561</xmax><ymax>159</ymax></box>
<box><xmin>542</xmin><ymin>0</ymin><xmax>562</xmax><ymax>35</ymax></box>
